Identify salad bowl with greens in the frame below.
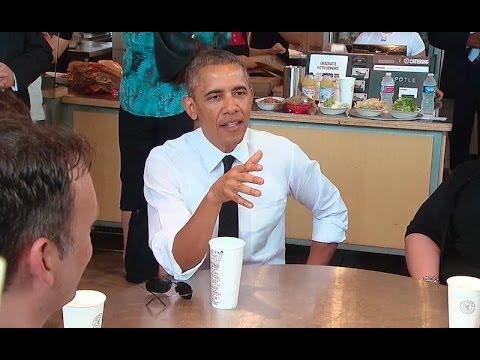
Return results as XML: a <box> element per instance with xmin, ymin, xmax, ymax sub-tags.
<box><xmin>319</xmin><ymin>99</ymin><xmax>349</xmax><ymax>115</ymax></box>
<box><xmin>390</xmin><ymin>97</ymin><xmax>421</xmax><ymax>119</ymax></box>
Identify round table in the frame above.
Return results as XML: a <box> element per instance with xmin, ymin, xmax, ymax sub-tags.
<box><xmin>101</xmin><ymin>264</ymin><xmax>448</xmax><ymax>328</ymax></box>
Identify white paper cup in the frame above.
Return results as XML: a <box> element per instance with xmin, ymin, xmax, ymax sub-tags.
<box><xmin>209</xmin><ymin>237</ymin><xmax>245</xmax><ymax>310</ymax></box>
<box><xmin>0</xmin><ymin>257</ymin><xmax>6</xmax><ymax>307</ymax></box>
<box><xmin>62</xmin><ymin>290</ymin><xmax>106</xmax><ymax>328</ymax></box>
<box><xmin>447</xmin><ymin>276</ymin><xmax>480</xmax><ymax>328</ymax></box>
<box><xmin>339</xmin><ymin>77</ymin><xmax>356</xmax><ymax>109</ymax></box>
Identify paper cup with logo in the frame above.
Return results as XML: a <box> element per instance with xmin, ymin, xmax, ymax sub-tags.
<box><xmin>209</xmin><ymin>237</ymin><xmax>245</xmax><ymax>310</ymax></box>
<box><xmin>339</xmin><ymin>77</ymin><xmax>356</xmax><ymax>109</ymax></box>
<box><xmin>447</xmin><ymin>276</ymin><xmax>480</xmax><ymax>328</ymax></box>
<box><xmin>62</xmin><ymin>290</ymin><xmax>106</xmax><ymax>328</ymax></box>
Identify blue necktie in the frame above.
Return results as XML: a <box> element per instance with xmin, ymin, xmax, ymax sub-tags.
<box><xmin>218</xmin><ymin>155</ymin><xmax>238</xmax><ymax>237</ymax></box>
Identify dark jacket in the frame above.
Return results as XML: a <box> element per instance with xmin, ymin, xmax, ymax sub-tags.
<box><xmin>0</xmin><ymin>32</ymin><xmax>53</xmax><ymax>104</ymax></box>
<box><xmin>428</xmin><ymin>32</ymin><xmax>478</xmax><ymax>99</ymax></box>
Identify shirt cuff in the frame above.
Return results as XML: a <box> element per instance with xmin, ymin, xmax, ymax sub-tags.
<box><xmin>312</xmin><ymin>220</ymin><xmax>346</xmax><ymax>243</ymax></box>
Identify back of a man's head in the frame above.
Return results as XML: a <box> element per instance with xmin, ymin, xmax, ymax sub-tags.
<box><xmin>0</xmin><ymin>89</ymin><xmax>31</xmax><ymax>119</ymax></box>
<box><xmin>0</xmin><ymin>115</ymin><xmax>94</xmax><ymax>289</ymax></box>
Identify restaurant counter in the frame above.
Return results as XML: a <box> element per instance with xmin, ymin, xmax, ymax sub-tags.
<box><xmin>43</xmin><ymin>88</ymin><xmax>451</xmax><ymax>254</ymax></box>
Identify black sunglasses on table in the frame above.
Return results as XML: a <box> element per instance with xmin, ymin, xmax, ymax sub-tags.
<box><xmin>145</xmin><ymin>278</ymin><xmax>193</xmax><ymax>307</ymax></box>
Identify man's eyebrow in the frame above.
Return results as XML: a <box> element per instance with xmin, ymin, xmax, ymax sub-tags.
<box><xmin>204</xmin><ymin>89</ymin><xmax>223</xmax><ymax>97</ymax></box>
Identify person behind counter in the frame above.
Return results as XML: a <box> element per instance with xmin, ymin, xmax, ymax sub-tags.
<box><xmin>428</xmin><ymin>32</ymin><xmax>480</xmax><ymax>170</ymax></box>
<box><xmin>354</xmin><ymin>32</ymin><xmax>426</xmax><ymax>56</ymax></box>
<box><xmin>223</xmin><ymin>32</ymin><xmax>286</xmax><ymax>69</ymax></box>
<box><xmin>144</xmin><ymin>49</ymin><xmax>348</xmax><ymax>280</ymax></box>
<box><xmin>0</xmin><ymin>114</ymin><xmax>97</xmax><ymax>327</ymax></box>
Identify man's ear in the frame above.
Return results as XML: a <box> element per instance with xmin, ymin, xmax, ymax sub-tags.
<box><xmin>182</xmin><ymin>96</ymin><xmax>198</xmax><ymax>121</ymax></box>
<box><xmin>28</xmin><ymin>238</ymin><xmax>56</xmax><ymax>288</ymax></box>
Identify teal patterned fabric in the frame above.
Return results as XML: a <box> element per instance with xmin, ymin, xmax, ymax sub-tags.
<box><xmin>120</xmin><ymin>32</ymin><xmax>230</xmax><ymax>118</ymax></box>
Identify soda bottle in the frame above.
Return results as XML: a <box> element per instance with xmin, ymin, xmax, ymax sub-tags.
<box><xmin>380</xmin><ymin>72</ymin><xmax>395</xmax><ymax>111</ymax></box>
<box><xmin>421</xmin><ymin>73</ymin><xmax>436</xmax><ymax>116</ymax></box>
<box><xmin>301</xmin><ymin>72</ymin><xmax>317</xmax><ymax>100</ymax></box>
<box><xmin>320</xmin><ymin>74</ymin><xmax>334</xmax><ymax>103</ymax></box>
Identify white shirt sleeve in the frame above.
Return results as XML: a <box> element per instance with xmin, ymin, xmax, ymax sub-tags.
<box><xmin>409</xmin><ymin>32</ymin><xmax>426</xmax><ymax>56</ymax></box>
<box><xmin>10</xmin><ymin>72</ymin><xmax>18</xmax><ymax>91</ymax></box>
<box><xmin>144</xmin><ymin>149</ymin><xmax>206</xmax><ymax>281</ymax></box>
<box><xmin>353</xmin><ymin>32</ymin><xmax>370</xmax><ymax>44</ymax></box>
<box><xmin>288</xmin><ymin>144</ymin><xmax>348</xmax><ymax>243</ymax></box>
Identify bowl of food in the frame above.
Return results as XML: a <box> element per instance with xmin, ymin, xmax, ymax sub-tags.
<box><xmin>354</xmin><ymin>98</ymin><xmax>386</xmax><ymax>117</ymax></box>
<box><xmin>390</xmin><ymin>110</ymin><xmax>421</xmax><ymax>119</ymax></box>
<box><xmin>319</xmin><ymin>99</ymin><xmax>348</xmax><ymax>115</ymax></box>
<box><xmin>255</xmin><ymin>96</ymin><xmax>284</xmax><ymax>111</ymax></box>
<box><xmin>284</xmin><ymin>95</ymin><xmax>314</xmax><ymax>114</ymax></box>
<box><xmin>390</xmin><ymin>97</ymin><xmax>421</xmax><ymax>120</ymax></box>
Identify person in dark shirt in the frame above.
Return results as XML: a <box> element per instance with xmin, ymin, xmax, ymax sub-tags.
<box><xmin>428</xmin><ymin>32</ymin><xmax>480</xmax><ymax>169</ymax></box>
<box><xmin>405</xmin><ymin>159</ymin><xmax>480</xmax><ymax>284</ymax></box>
<box><xmin>0</xmin><ymin>32</ymin><xmax>52</xmax><ymax>105</ymax></box>
<box><xmin>250</xmin><ymin>32</ymin><xmax>290</xmax><ymax>63</ymax></box>
<box><xmin>43</xmin><ymin>32</ymin><xmax>73</xmax><ymax>72</ymax></box>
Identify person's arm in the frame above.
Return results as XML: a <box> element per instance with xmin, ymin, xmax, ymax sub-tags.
<box><xmin>278</xmin><ymin>32</ymin><xmax>307</xmax><ymax>47</ymax></box>
<box><xmin>289</xmin><ymin>144</ymin><xmax>348</xmax><ymax>265</ymax></box>
<box><xmin>404</xmin><ymin>233</ymin><xmax>441</xmax><ymax>280</ymax></box>
<box><xmin>307</xmin><ymin>242</ymin><xmax>338</xmax><ymax>265</ymax></box>
<box><xmin>404</xmin><ymin>167</ymin><xmax>456</xmax><ymax>281</ymax></box>
<box><xmin>249</xmin><ymin>43</ymin><xmax>286</xmax><ymax>57</ymax></box>
<box><xmin>172</xmin><ymin>151</ymin><xmax>264</xmax><ymax>271</ymax></box>
<box><xmin>353</xmin><ymin>32</ymin><xmax>369</xmax><ymax>44</ymax></box>
<box><xmin>410</xmin><ymin>32</ymin><xmax>426</xmax><ymax>56</ymax></box>
<box><xmin>4</xmin><ymin>32</ymin><xmax>52</xmax><ymax>91</ymax></box>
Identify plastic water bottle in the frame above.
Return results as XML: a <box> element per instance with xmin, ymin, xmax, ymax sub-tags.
<box><xmin>421</xmin><ymin>73</ymin><xmax>436</xmax><ymax>116</ymax></box>
<box><xmin>380</xmin><ymin>72</ymin><xmax>395</xmax><ymax>111</ymax></box>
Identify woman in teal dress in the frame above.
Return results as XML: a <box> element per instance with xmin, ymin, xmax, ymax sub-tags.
<box><xmin>119</xmin><ymin>32</ymin><xmax>230</xmax><ymax>267</ymax></box>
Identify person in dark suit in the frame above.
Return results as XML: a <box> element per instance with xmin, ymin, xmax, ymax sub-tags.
<box><xmin>428</xmin><ymin>32</ymin><xmax>480</xmax><ymax>169</ymax></box>
<box><xmin>0</xmin><ymin>32</ymin><xmax>52</xmax><ymax>105</ymax></box>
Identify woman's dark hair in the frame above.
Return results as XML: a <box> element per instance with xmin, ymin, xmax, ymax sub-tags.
<box><xmin>0</xmin><ymin>115</ymin><xmax>94</xmax><ymax>288</ymax></box>
<box><xmin>154</xmin><ymin>32</ymin><xmax>214</xmax><ymax>85</ymax></box>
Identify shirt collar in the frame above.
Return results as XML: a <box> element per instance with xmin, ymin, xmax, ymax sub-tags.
<box><xmin>194</xmin><ymin>128</ymin><xmax>250</xmax><ymax>173</ymax></box>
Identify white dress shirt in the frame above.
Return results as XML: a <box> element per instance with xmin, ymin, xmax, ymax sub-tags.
<box><xmin>354</xmin><ymin>32</ymin><xmax>425</xmax><ymax>56</ymax></box>
<box><xmin>144</xmin><ymin>127</ymin><xmax>348</xmax><ymax>280</ymax></box>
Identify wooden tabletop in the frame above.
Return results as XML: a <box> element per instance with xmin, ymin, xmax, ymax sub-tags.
<box><xmin>101</xmin><ymin>264</ymin><xmax>448</xmax><ymax>328</ymax></box>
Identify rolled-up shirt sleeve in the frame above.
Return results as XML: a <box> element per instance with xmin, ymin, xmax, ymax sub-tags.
<box><xmin>144</xmin><ymin>149</ymin><xmax>205</xmax><ymax>280</ymax></box>
<box><xmin>288</xmin><ymin>144</ymin><xmax>348</xmax><ymax>243</ymax></box>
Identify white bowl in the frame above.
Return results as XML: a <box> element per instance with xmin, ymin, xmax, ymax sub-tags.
<box><xmin>319</xmin><ymin>106</ymin><xmax>348</xmax><ymax>115</ymax></box>
<box><xmin>390</xmin><ymin>110</ymin><xmax>421</xmax><ymax>120</ymax></box>
<box><xmin>255</xmin><ymin>96</ymin><xmax>284</xmax><ymax>111</ymax></box>
<box><xmin>355</xmin><ymin>108</ymin><xmax>383</xmax><ymax>117</ymax></box>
